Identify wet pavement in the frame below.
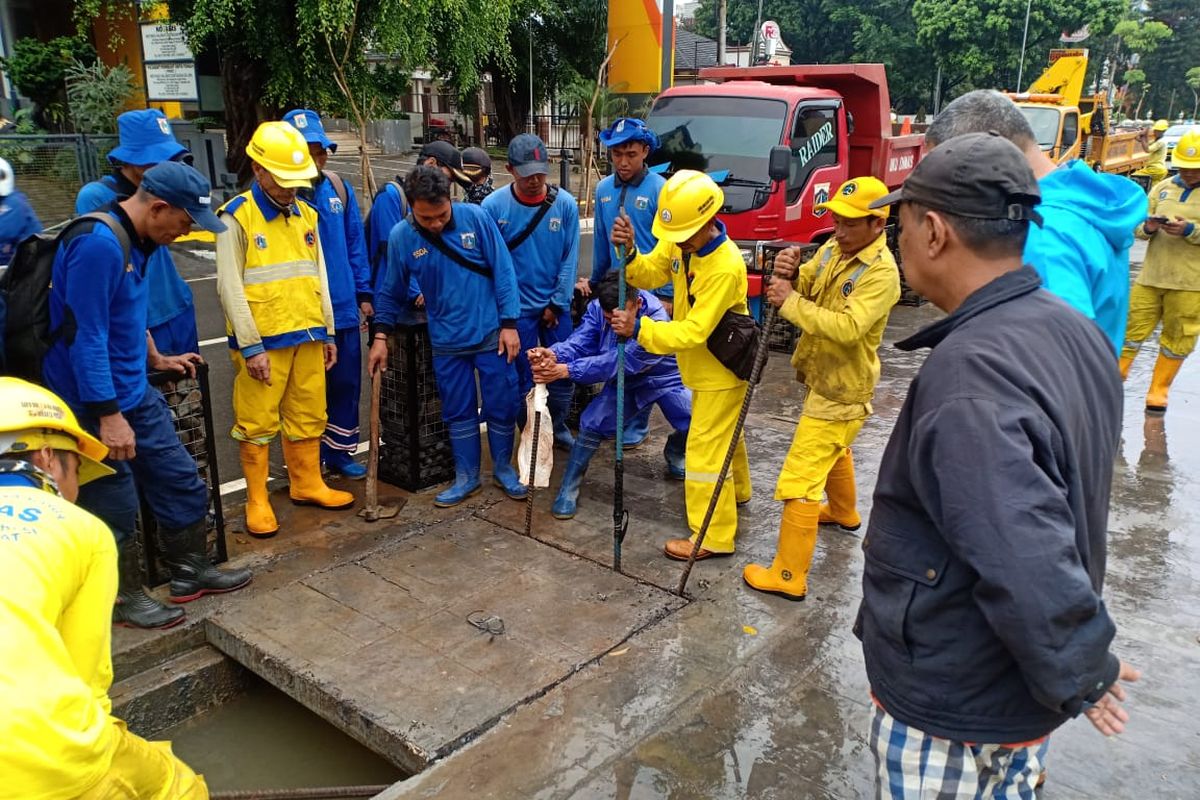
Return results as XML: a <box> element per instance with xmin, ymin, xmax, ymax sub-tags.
<box><xmin>115</xmin><ymin>244</ymin><xmax>1200</xmax><ymax>798</ymax></box>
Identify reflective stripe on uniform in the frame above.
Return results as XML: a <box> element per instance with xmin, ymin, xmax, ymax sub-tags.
<box><xmin>242</xmin><ymin>259</ymin><xmax>320</xmax><ymax>285</ymax></box>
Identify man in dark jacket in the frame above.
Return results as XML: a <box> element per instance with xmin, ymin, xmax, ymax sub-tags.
<box><xmin>857</xmin><ymin>132</ymin><xmax>1139</xmax><ymax>798</ymax></box>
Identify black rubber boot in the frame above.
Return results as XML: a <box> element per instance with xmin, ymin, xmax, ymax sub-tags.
<box><xmin>113</xmin><ymin>538</ymin><xmax>186</xmax><ymax>629</ymax></box>
<box><xmin>161</xmin><ymin>520</ymin><xmax>253</xmax><ymax>603</ymax></box>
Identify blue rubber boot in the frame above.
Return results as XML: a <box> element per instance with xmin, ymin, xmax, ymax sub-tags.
<box><xmin>487</xmin><ymin>423</ymin><xmax>528</xmax><ymax>500</ymax></box>
<box><xmin>322</xmin><ymin>443</ymin><xmax>367</xmax><ymax>480</ymax></box>
<box><xmin>552</xmin><ymin>430</ymin><xmax>602</xmax><ymax>519</ymax></box>
<box><xmin>548</xmin><ymin>388</ymin><xmax>575</xmax><ymax>451</ymax></box>
<box><xmin>664</xmin><ymin>430</ymin><xmax>687</xmax><ymax>480</ymax></box>
<box><xmin>623</xmin><ymin>406</ymin><xmax>651</xmax><ymax>449</ymax></box>
<box><xmin>435</xmin><ymin>421</ymin><xmax>483</xmax><ymax>507</ymax></box>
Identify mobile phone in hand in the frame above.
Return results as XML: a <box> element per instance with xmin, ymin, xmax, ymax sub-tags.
<box><xmin>1149</xmin><ymin>215</ymin><xmax>1170</xmax><ymax>224</ymax></box>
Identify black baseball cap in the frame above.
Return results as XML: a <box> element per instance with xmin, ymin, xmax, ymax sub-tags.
<box><xmin>871</xmin><ymin>131</ymin><xmax>1042</xmax><ymax>225</ymax></box>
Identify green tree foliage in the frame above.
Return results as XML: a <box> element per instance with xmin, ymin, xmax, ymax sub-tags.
<box><xmin>1187</xmin><ymin>66</ymin><xmax>1200</xmax><ymax>119</ymax></box>
<box><xmin>64</xmin><ymin>59</ymin><xmax>142</xmax><ymax>134</ymax></box>
<box><xmin>0</xmin><ymin>36</ymin><xmax>96</xmax><ymax>128</ymax></box>
<box><xmin>1138</xmin><ymin>0</ymin><xmax>1200</xmax><ymax>120</ymax></box>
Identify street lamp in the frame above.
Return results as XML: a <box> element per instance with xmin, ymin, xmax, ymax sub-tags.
<box><xmin>1016</xmin><ymin>0</ymin><xmax>1033</xmax><ymax>89</ymax></box>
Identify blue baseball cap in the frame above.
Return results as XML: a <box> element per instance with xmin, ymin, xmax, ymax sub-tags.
<box><xmin>507</xmin><ymin>134</ymin><xmax>549</xmax><ymax>177</ymax></box>
<box><xmin>140</xmin><ymin>161</ymin><xmax>227</xmax><ymax>234</ymax></box>
<box><xmin>107</xmin><ymin>109</ymin><xmax>190</xmax><ymax>166</ymax></box>
<box><xmin>599</xmin><ymin>117</ymin><xmax>659</xmax><ymax>151</ymax></box>
<box><xmin>283</xmin><ymin>109</ymin><xmax>337</xmax><ymax>153</ymax></box>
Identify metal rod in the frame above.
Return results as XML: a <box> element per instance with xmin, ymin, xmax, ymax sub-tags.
<box><xmin>613</xmin><ymin>244</ymin><xmax>627</xmax><ymax>573</ymax></box>
<box><xmin>365</xmin><ymin>369</ymin><xmax>382</xmax><ymax>510</ymax></box>
<box><xmin>210</xmin><ymin>785</ymin><xmax>390</xmax><ymax>800</ymax></box>
<box><xmin>676</xmin><ymin>259</ymin><xmax>778</xmax><ymax>598</ymax></box>
<box><xmin>524</xmin><ymin>390</ymin><xmax>541</xmax><ymax>537</ymax></box>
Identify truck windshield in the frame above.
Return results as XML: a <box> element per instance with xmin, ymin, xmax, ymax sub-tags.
<box><xmin>645</xmin><ymin>95</ymin><xmax>788</xmax><ymax>213</ymax></box>
<box><xmin>1020</xmin><ymin>107</ymin><xmax>1062</xmax><ymax>150</ymax></box>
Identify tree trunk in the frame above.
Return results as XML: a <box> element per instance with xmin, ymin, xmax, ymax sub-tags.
<box><xmin>220</xmin><ymin>50</ymin><xmax>273</xmax><ymax>185</ymax></box>
<box><xmin>490</xmin><ymin>64</ymin><xmax>530</xmax><ymax>143</ymax></box>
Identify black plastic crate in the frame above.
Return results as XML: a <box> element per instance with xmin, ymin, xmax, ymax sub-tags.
<box><xmin>886</xmin><ymin>221</ymin><xmax>926</xmax><ymax>307</ymax></box>
<box><xmin>137</xmin><ymin>362</ymin><xmax>227</xmax><ymax>587</ymax></box>
<box><xmin>755</xmin><ymin>243</ymin><xmax>816</xmax><ymax>354</ymax></box>
<box><xmin>567</xmin><ymin>382</ymin><xmax>600</xmax><ymax>430</ymax></box>
<box><xmin>379</xmin><ymin>318</ymin><xmax>456</xmax><ymax>491</ymax></box>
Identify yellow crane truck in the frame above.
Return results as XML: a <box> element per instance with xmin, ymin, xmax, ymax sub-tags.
<box><xmin>1006</xmin><ymin>50</ymin><xmax>1150</xmax><ymax>175</ymax></box>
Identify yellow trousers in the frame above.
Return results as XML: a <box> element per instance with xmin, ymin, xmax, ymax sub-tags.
<box><xmin>231</xmin><ymin>341</ymin><xmax>328</xmax><ymax>443</ymax></box>
<box><xmin>1124</xmin><ymin>284</ymin><xmax>1200</xmax><ymax>359</ymax></box>
<box><xmin>684</xmin><ymin>387</ymin><xmax>751</xmax><ymax>553</ymax></box>
<box><xmin>77</xmin><ymin>721</ymin><xmax>208</xmax><ymax>800</ymax></box>
<box><xmin>775</xmin><ymin>416</ymin><xmax>865</xmax><ymax>501</ymax></box>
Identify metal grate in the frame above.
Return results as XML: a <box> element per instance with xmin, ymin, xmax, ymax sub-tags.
<box><xmin>378</xmin><ymin>317</ymin><xmax>455</xmax><ymax>491</ymax></box>
<box><xmin>136</xmin><ymin>362</ymin><xmax>227</xmax><ymax>587</ymax></box>
<box><xmin>0</xmin><ymin>134</ymin><xmax>119</xmax><ymax>227</ymax></box>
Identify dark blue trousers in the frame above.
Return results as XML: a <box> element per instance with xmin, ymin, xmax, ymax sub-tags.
<box><xmin>321</xmin><ymin>327</ymin><xmax>363</xmax><ymax>455</ymax></box>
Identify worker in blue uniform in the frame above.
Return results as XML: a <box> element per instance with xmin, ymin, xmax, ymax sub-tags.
<box><xmin>580</xmin><ymin>117</ymin><xmax>669</xmax><ymax>448</ymax></box>
<box><xmin>482</xmin><ymin>133</ymin><xmax>579</xmax><ymax>449</ymax></box>
<box><xmin>368</xmin><ymin>166</ymin><xmax>526</xmax><ymax>506</ymax></box>
<box><xmin>43</xmin><ymin>161</ymin><xmax>252</xmax><ymax>630</ymax></box>
<box><xmin>0</xmin><ymin>157</ymin><xmax>41</xmax><ymax>265</ymax></box>
<box><xmin>75</xmin><ymin>109</ymin><xmax>200</xmax><ymax>356</ymax></box>
<box><xmin>284</xmin><ymin>109</ymin><xmax>373</xmax><ymax>479</ymax></box>
<box><xmin>530</xmin><ymin>271</ymin><xmax>691</xmax><ymax>519</ymax></box>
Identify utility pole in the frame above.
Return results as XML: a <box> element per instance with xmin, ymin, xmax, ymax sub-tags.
<box><xmin>750</xmin><ymin>0</ymin><xmax>764</xmax><ymax>65</ymax></box>
<box><xmin>1016</xmin><ymin>0</ymin><xmax>1033</xmax><ymax>89</ymax></box>
<box><xmin>717</xmin><ymin>0</ymin><xmax>727</xmax><ymax>65</ymax></box>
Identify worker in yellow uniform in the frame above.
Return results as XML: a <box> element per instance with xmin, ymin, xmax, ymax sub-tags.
<box><xmin>610</xmin><ymin>170</ymin><xmax>751</xmax><ymax>560</ymax></box>
<box><xmin>1133</xmin><ymin>120</ymin><xmax>1171</xmax><ymax>186</ymax></box>
<box><xmin>742</xmin><ymin>178</ymin><xmax>900</xmax><ymax>600</ymax></box>
<box><xmin>1120</xmin><ymin>129</ymin><xmax>1200</xmax><ymax>415</ymax></box>
<box><xmin>216</xmin><ymin>122</ymin><xmax>354</xmax><ymax>538</ymax></box>
<box><xmin>0</xmin><ymin>378</ymin><xmax>207</xmax><ymax>799</ymax></box>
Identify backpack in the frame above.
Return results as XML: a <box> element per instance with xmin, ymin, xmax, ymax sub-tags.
<box><xmin>0</xmin><ymin>213</ymin><xmax>132</xmax><ymax>383</ymax></box>
<box><xmin>324</xmin><ymin>170</ymin><xmax>348</xmax><ymax>207</ymax></box>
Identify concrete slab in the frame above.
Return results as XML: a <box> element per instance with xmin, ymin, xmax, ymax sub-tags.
<box><xmin>206</xmin><ymin>517</ymin><xmax>684</xmax><ymax>775</ymax></box>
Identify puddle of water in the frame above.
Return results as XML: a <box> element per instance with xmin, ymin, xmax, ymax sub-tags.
<box><xmin>159</xmin><ymin>677</ymin><xmax>406</xmax><ymax>791</ymax></box>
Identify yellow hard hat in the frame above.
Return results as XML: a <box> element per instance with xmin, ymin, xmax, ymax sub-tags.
<box><xmin>0</xmin><ymin>378</ymin><xmax>113</xmax><ymax>485</ymax></box>
<box><xmin>652</xmin><ymin>170</ymin><xmax>725</xmax><ymax>243</ymax></box>
<box><xmin>246</xmin><ymin>122</ymin><xmax>319</xmax><ymax>188</ymax></box>
<box><xmin>1153</xmin><ymin>119</ymin><xmax>1169</xmax><ymax>132</ymax></box>
<box><xmin>1173</xmin><ymin>129</ymin><xmax>1200</xmax><ymax>168</ymax></box>
<box><xmin>816</xmin><ymin>176</ymin><xmax>891</xmax><ymax>219</ymax></box>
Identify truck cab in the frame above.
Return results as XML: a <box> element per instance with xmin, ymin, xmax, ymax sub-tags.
<box><xmin>648</xmin><ymin>64</ymin><xmax>916</xmax><ymax>261</ymax></box>
<box><xmin>642</xmin><ymin>64</ymin><xmax>925</xmax><ymax>311</ymax></box>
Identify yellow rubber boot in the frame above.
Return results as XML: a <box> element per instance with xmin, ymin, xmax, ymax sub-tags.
<box><xmin>239</xmin><ymin>442</ymin><xmax>278</xmax><ymax>538</ymax></box>
<box><xmin>742</xmin><ymin>500</ymin><xmax>819</xmax><ymax>601</ymax></box>
<box><xmin>1118</xmin><ymin>352</ymin><xmax>1135</xmax><ymax>380</ymax></box>
<box><xmin>282</xmin><ymin>438</ymin><xmax>355</xmax><ymax>509</ymax></box>
<box><xmin>819</xmin><ymin>449</ymin><xmax>861</xmax><ymax>531</ymax></box>
<box><xmin>1145</xmin><ymin>353</ymin><xmax>1184</xmax><ymax>414</ymax></box>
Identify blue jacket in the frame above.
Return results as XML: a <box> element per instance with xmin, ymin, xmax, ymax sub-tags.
<box><xmin>374</xmin><ymin>203</ymin><xmax>519</xmax><ymax>354</ymax></box>
<box><xmin>0</xmin><ymin>191</ymin><xmax>41</xmax><ymax>265</ymax></box>
<box><xmin>75</xmin><ymin>173</ymin><xmax>193</xmax><ymax>329</ymax></box>
<box><xmin>551</xmin><ymin>291</ymin><xmax>682</xmax><ymax>390</ymax></box>
<box><xmin>1023</xmin><ymin>161</ymin><xmax>1144</xmax><ymax>354</ymax></box>
<box><xmin>857</xmin><ymin>267</ymin><xmax>1122</xmax><ymax>745</ymax></box>
<box><xmin>482</xmin><ymin>185</ymin><xmax>579</xmax><ymax>317</ymax></box>
<box><xmin>44</xmin><ymin>207</ymin><xmax>153</xmax><ymax>416</ymax></box>
<box><xmin>366</xmin><ymin>180</ymin><xmax>421</xmax><ymax>302</ymax></box>
<box><xmin>591</xmin><ymin>169</ymin><xmax>666</xmax><ymax>289</ymax></box>
<box><xmin>306</xmin><ymin>172</ymin><xmax>371</xmax><ymax>330</ymax></box>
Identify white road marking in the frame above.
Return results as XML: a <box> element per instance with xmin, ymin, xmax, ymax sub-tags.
<box><xmin>199</xmin><ymin>336</ymin><xmax>226</xmax><ymax>348</ymax></box>
<box><xmin>186</xmin><ymin>275</ymin><xmax>218</xmax><ymax>283</ymax></box>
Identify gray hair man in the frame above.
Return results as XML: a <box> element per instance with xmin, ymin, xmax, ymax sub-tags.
<box><xmin>926</xmin><ymin>90</ymin><xmax>1144</xmax><ymax>355</ymax></box>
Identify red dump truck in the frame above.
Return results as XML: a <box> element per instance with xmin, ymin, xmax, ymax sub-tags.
<box><xmin>643</xmin><ymin>63</ymin><xmax>926</xmax><ymax>312</ymax></box>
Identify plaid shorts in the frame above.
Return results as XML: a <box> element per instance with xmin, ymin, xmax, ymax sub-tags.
<box><xmin>870</xmin><ymin>705</ymin><xmax>1049</xmax><ymax>799</ymax></box>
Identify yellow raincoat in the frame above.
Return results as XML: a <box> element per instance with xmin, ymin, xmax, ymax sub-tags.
<box><xmin>626</xmin><ymin>227</ymin><xmax>751</xmax><ymax>552</ymax></box>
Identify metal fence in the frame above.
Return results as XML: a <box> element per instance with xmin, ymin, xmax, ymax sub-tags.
<box><xmin>0</xmin><ymin>134</ymin><xmax>119</xmax><ymax>227</ymax></box>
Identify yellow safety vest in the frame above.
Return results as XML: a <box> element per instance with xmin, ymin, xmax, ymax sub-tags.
<box><xmin>219</xmin><ymin>188</ymin><xmax>330</xmax><ymax>350</ymax></box>
<box><xmin>1136</xmin><ymin>177</ymin><xmax>1200</xmax><ymax>292</ymax></box>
